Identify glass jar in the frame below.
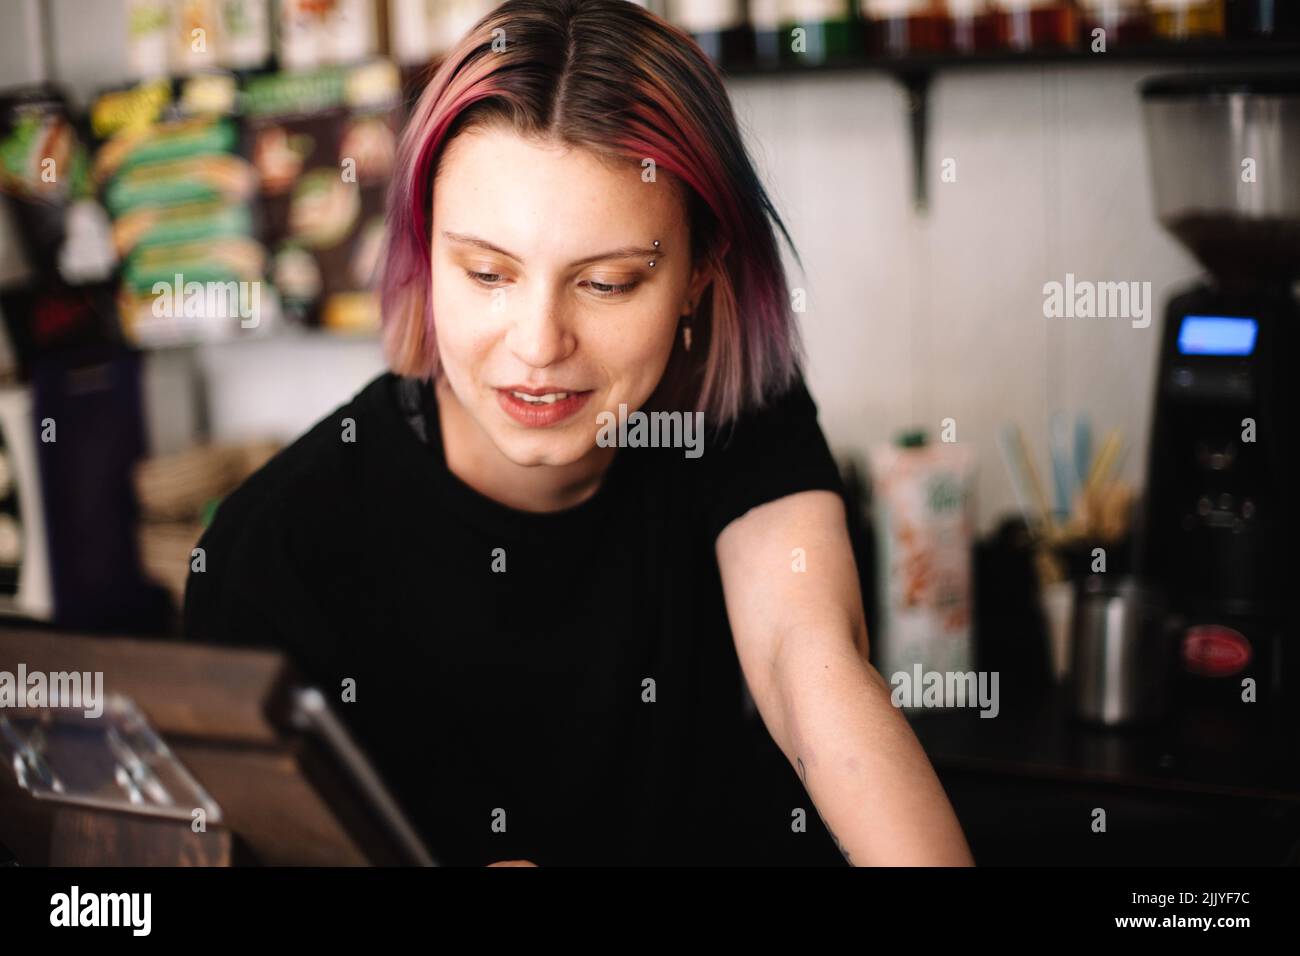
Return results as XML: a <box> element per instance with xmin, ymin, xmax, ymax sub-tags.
<box><xmin>990</xmin><ymin>0</ymin><xmax>1079</xmax><ymax>50</ymax></box>
<box><xmin>1147</xmin><ymin>0</ymin><xmax>1226</xmax><ymax>40</ymax></box>
<box><xmin>780</xmin><ymin>0</ymin><xmax>863</xmax><ymax>64</ymax></box>
<box><xmin>668</xmin><ymin>0</ymin><xmax>755</xmax><ymax>65</ymax></box>
<box><xmin>751</xmin><ymin>0</ymin><xmax>786</xmax><ymax>65</ymax></box>
<box><xmin>861</xmin><ymin>0</ymin><xmax>950</xmax><ymax>55</ymax></box>
<box><xmin>946</xmin><ymin>0</ymin><xmax>999</xmax><ymax>52</ymax></box>
<box><xmin>1077</xmin><ymin>0</ymin><xmax>1151</xmax><ymax>46</ymax></box>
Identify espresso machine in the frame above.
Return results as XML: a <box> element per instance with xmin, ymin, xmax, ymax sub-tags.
<box><xmin>1139</xmin><ymin>74</ymin><xmax>1300</xmax><ymax>727</ymax></box>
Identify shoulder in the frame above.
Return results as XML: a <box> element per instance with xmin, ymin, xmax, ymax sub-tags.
<box><xmin>695</xmin><ymin>372</ymin><xmax>844</xmax><ymax>542</ymax></box>
<box><xmin>714</xmin><ymin>374</ymin><xmax>821</xmax><ymax>442</ymax></box>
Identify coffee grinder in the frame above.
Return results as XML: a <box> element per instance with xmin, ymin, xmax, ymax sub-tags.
<box><xmin>1138</xmin><ymin>74</ymin><xmax>1300</xmax><ymax>730</ymax></box>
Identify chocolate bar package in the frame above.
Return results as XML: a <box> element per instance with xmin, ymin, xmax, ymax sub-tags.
<box><xmin>242</xmin><ymin>59</ymin><xmax>398</xmax><ymax>333</ymax></box>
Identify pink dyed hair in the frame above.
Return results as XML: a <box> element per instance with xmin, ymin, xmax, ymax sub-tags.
<box><xmin>379</xmin><ymin>0</ymin><xmax>803</xmax><ymax>424</ymax></box>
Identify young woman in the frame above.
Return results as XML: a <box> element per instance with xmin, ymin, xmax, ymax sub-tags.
<box><xmin>186</xmin><ymin>0</ymin><xmax>973</xmax><ymax>867</ymax></box>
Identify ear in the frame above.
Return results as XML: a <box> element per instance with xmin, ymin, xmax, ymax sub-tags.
<box><xmin>683</xmin><ymin>259</ymin><xmax>716</xmax><ymax>316</ymax></box>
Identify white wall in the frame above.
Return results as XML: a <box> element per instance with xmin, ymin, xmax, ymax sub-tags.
<box><xmin>0</xmin><ymin>0</ymin><xmax>129</xmax><ymax>106</ymax></box>
<box><xmin>732</xmin><ymin>66</ymin><xmax>1201</xmax><ymax>530</ymax></box>
<box><xmin>195</xmin><ymin>334</ymin><xmax>386</xmax><ymax>443</ymax></box>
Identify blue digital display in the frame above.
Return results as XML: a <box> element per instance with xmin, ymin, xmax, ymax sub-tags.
<box><xmin>1177</xmin><ymin>315</ymin><xmax>1258</xmax><ymax>356</ymax></box>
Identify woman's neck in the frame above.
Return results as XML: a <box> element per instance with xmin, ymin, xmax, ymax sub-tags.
<box><xmin>434</xmin><ymin>376</ymin><xmax>615</xmax><ymax>513</ymax></box>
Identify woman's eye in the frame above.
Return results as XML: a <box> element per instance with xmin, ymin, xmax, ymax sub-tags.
<box><xmin>584</xmin><ymin>279</ymin><xmax>638</xmax><ymax>297</ymax></box>
<box><xmin>466</xmin><ymin>269</ymin><xmax>503</xmax><ymax>286</ymax></box>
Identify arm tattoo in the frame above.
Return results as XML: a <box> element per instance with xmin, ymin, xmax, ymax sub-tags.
<box><xmin>796</xmin><ymin>755</ymin><xmax>854</xmax><ymax>866</ymax></box>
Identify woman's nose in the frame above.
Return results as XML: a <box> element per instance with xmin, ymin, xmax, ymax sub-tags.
<box><xmin>503</xmin><ymin>288</ymin><xmax>576</xmax><ymax>369</ymax></box>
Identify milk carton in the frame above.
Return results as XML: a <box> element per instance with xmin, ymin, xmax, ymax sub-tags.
<box><xmin>869</xmin><ymin>433</ymin><xmax>976</xmax><ymax>708</ymax></box>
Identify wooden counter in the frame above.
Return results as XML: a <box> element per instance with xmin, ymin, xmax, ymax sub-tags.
<box><xmin>0</xmin><ymin>626</ymin><xmax>407</xmax><ymax>866</ymax></box>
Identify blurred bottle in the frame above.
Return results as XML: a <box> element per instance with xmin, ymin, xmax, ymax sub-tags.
<box><xmin>127</xmin><ymin>0</ymin><xmax>173</xmax><ymax>81</ymax></box>
<box><xmin>324</xmin><ymin>0</ymin><xmax>378</xmax><ymax>65</ymax></box>
<box><xmin>171</xmin><ymin>0</ymin><xmax>220</xmax><ymax>75</ymax></box>
<box><xmin>430</xmin><ymin>0</ymin><xmax>498</xmax><ymax>59</ymax></box>
<box><xmin>389</xmin><ymin>0</ymin><xmax>434</xmax><ymax>68</ymax></box>
<box><xmin>278</xmin><ymin>0</ymin><xmax>329</xmax><ymax>70</ymax></box>
<box><xmin>1077</xmin><ymin>0</ymin><xmax>1151</xmax><ymax>45</ymax></box>
<box><xmin>862</xmin><ymin>0</ymin><xmax>949</xmax><ymax>55</ymax></box>
<box><xmin>1225</xmin><ymin>0</ymin><xmax>1299</xmax><ymax>39</ymax></box>
<box><xmin>1147</xmin><ymin>0</ymin><xmax>1225</xmax><ymax>39</ymax></box>
<box><xmin>277</xmin><ymin>0</ymin><xmax>378</xmax><ymax>71</ymax></box>
<box><xmin>780</xmin><ymin>0</ymin><xmax>862</xmax><ymax>64</ymax></box>
<box><xmin>667</xmin><ymin>1</ymin><xmax>755</xmax><ymax>65</ymax></box>
<box><xmin>947</xmin><ymin>0</ymin><xmax>998</xmax><ymax>51</ymax></box>
<box><xmin>751</xmin><ymin>0</ymin><xmax>786</xmax><ymax>64</ymax></box>
<box><xmin>990</xmin><ymin>0</ymin><xmax>1078</xmax><ymax>50</ymax></box>
<box><xmin>217</xmin><ymin>0</ymin><xmax>272</xmax><ymax>72</ymax></box>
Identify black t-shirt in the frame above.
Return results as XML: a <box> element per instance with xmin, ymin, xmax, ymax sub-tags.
<box><xmin>184</xmin><ymin>371</ymin><xmax>844</xmax><ymax>865</ymax></box>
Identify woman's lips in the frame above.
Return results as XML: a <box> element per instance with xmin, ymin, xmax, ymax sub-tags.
<box><xmin>496</xmin><ymin>387</ymin><xmax>593</xmax><ymax>428</ymax></box>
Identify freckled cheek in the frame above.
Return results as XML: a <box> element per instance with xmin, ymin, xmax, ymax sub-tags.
<box><xmin>582</xmin><ymin>307</ymin><xmax>678</xmax><ymax>393</ymax></box>
<box><xmin>443</xmin><ymin>321</ymin><xmax>501</xmax><ymax>368</ymax></box>
<box><xmin>431</xmin><ymin>282</ymin><xmax>503</xmax><ymax>374</ymax></box>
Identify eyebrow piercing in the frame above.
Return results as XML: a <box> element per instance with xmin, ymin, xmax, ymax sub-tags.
<box><xmin>649</xmin><ymin>239</ymin><xmax>659</xmax><ymax>267</ymax></box>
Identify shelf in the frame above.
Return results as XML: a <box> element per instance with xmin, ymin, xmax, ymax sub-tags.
<box><xmin>130</xmin><ymin>324</ymin><xmax>380</xmax><ymax>355</ymax></box>
<box><xmin>719</xmin><ymin>41</ymin><xmax>1300</xmax><ymax>214</ymax></box>
<box><xmin>721</xmin><ymin>41</ymin><xmax>1300</xmax><ymax>79</ymax></box>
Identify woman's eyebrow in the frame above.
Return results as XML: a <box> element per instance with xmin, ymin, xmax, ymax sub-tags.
<box><xmin>441</xmin><ymin>231</ymin><xmax>666</xmax><ymax>267</ymax></box>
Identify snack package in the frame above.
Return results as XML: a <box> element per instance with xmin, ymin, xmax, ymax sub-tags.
<box><xmin>869</xmin><ymin>434</ymin><xmax>976</xmax><ymax>705</ymax></box>
<box><xmin>0</xmin><ymin>87</ymin><xmax>120</xmax><ymax>362</ymax></box>
<box><xmin>91</xmin><ymin>74</ymin><xmax>272</xmax><ymax>345</ymax></box>
<box><xmin>242</xmin><ymin>59</ymin><xmax>398</xmax><ymax>333</ymax></box>
<box><xmin>0</xmin><ymin>86</ymin><xmax>101</xmax><ymax>283</ymax></box>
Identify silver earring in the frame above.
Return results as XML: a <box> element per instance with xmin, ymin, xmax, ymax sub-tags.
<box><xmin>682</xmin><ymin>321</ymin><xmax>692</xmax><ymax>352</ymax></box>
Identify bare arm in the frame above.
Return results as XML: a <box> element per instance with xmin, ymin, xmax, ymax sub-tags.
<box><xmin>717</xmin><ymin>490</ymin><xmax>974</xmax><ymax>866</ymax></box>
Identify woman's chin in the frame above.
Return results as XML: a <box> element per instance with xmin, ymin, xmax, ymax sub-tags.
<box><xmin>490</xmin><ymin>427</ymin><xmax>598</xmax><ymax>469</ymax></box>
